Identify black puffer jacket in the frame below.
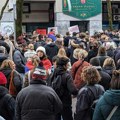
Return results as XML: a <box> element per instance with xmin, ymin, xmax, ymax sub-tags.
<box><xmin>15</xmin><ymin>79</ymin><xmax>62</xmax><ymax>120</ymax></box>
<box><xmin>0</xmin><ymin>86</ymin><xmax>15</xmax><ymax>120</ymax></box>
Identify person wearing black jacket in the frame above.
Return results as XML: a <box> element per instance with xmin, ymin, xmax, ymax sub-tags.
<box><xmin>0</xmin><ymin>86</ymin><xmax>15</xmax><ymax>120</ymax></box>
<box><xmin>47</xmin><ymin>57</ymin><xmax>78</xmax><ymax>120</ymax></box>
<box><xmin>15</xmin><ymin>64</ymin><xmax>62</xmax><ymax>120</ymax></box>
<box><xmin>0</xmin><ymin>38</ymin><xmax>10</xmax><ymax>54</ymax></box>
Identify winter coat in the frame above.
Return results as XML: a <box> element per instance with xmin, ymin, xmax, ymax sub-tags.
<box><xmin>0</xmin><ymin>86</ymin><xmax>15</xmax><ymax>120</ymax></box>
<box><xmin>34</xmin><ymin>40</ymin><xmax>46</xmax><ymax>50</ymax></box>
<box><xmin>64</xmin><ymin>36</ymin><xmax>72</xmax><ymax>47</ymax></box>
<box><xmin>47</xmin><ymin>67</ymin><xmax>78</xmax><ymax>107</ymax></box>
<box><xmin>75</xmin><ymin>84</ymin><xmax>104</xmax><ymax>120</ymax></box>
<box><xmin>87</xmin><ymin>48</ymin><xmax>98</xmax><ymax>62</ymax></box>
<box><xmin>103</xmin><ymin>66</ymin><xmax>116</xmax><ymax>77</ymax></box>
<box><xmin>93</xmin><ymin>90</ymin><xmax>120</xmax><ymax>120</ymax></box>
<box><xmin>13</xmin><ymin>49</ymin><xmax>26</xmax><ymax>73</ymax></box>
<box><xmin>0</xmin><ymin>40</ymin><xmax>10</xmax><ymax>54</ymax></box>
<box><xmin>0</xmin><ymin>67</ymin><xmax>23</xmax><ymax>97</ymax></box>
<box><xmin>71</xmin><ymin>60</ymin><xmax>90</xmax><ymax>89</ymax></box>
<box><xmin>41</xmin><ymin>58</ymin><xmax>52</xmax><ymax>71</ymax></box>
<box><xmin>95</xmin><ymin>66</ymin><xmax>111</xmax><ymax>90</ymax></box>
<box><xmin>15</xmin><ymin>79</ymin><xmax>62</xmax><ymax>120</ymax></box>
<box><xmin>45</xmin><ymin>43</ymin><xmax>59</xmax><ymax>62</ymax></box>
<box><xmin>0</xmin><ymin>53</ymin><xmax>8</xmax><ymax>66</ymax></box>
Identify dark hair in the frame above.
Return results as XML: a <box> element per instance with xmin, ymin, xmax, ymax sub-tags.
<box><xmin>90</xmin><ymin>57</ymin><xmax>100</xmax><ymax>66</ymax></box>
<box><xmin>52</xmin><ymin>56</ymin><xmax>59</xmax><ymax>63</ymax></box>
<box><xmin>57</xmin><ymin>57</ymin><xmax>69</xmax><ymax>66</ymax></box>
<box><xmin>110</xmin><ymin>70</ymin><xmax>120</xmax><ymax>89</ymax></box>
<box><xmin>98</xmin><ymin>46</ymin><xmax>106</xmax><ymax>56</ymax></box>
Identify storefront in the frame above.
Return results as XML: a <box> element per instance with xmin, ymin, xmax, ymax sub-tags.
<box><xmin>22</xmin><ymin>0</ymin><xmax>55</xmax><ymax>34</ymax></box>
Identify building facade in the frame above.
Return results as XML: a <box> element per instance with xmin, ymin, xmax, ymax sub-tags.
<box><xmin>0</xmin><ymin>0</ymin><xmax>120</xmax><ymax>35</ymax></box>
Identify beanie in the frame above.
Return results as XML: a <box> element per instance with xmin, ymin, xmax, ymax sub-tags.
<box><xmin>32</xmin><ymin>62</ymin><xmax>47</xmax><ymax>80</ymax></box>
<box><xmin>36</xmin><ymin>46</ymin><xmax>46</xmax><ymax>55</ymax></box>
<box><xmin>0</xmin><ymin>72</ymin><xmax>7</xmax><ymax>85</ymax></box>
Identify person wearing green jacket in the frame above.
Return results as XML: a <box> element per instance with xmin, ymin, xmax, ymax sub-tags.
<box><xmin>93</xmin><ymin>70</ymin><xmax>120</xmax><ymax>120</ymax></box>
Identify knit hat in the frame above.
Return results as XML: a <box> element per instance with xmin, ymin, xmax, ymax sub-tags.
<box><xmin>0</xmin><ymin>72</ymin><xmax>7</xmax><ymax>85</ymax></box>
<box><xmin>36</xmin><ymin>46</ymin><xmax>46</xmax><ymax>55</ymax></box>
<box><xmin>32</xmin><ymin>62</ymin><xmax>47</xmax><ymax>80</ymax></box>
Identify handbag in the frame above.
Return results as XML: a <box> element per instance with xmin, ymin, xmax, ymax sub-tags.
<box><xmin>9</xmin><ymin>70</ymin><xmax>17</xmax><ymax>96</ymax></box>
<box><xmin>106</xmin><ymin>106</ymin><xmax>118</xmax><ymax>120</ymax></box>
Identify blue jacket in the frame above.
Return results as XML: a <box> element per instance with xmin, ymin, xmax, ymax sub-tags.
<box><xmin>93</xmin><ymin>90</ymin><xmax>120</xmax><ymax>120</ymax></box>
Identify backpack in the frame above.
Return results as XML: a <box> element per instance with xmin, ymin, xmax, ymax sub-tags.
<box><xmin>47</xmin><ymin>72</ymin><xmax>65</xmax><ymax>97</ymax></box>
<box><xmin>86</xmin><ymin>85</ymin><xmax>103</xmax><ymax>117</ymax></box>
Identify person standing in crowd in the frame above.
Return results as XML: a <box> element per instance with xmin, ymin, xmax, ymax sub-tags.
<box><xmin>74</xmin><ymin>66</ymin><xmax>104</xmax><ymax>120</ymax></box>
<box><xmin>4</xmin><ymin>34</ymin><xmax>15</xmax><ymax>60</ymax></box>
<box><xmin>0</xmin><ymin>59</ymin><xmax>23</xmax><ymax>98</ymax></box>
<box><xmin>13</xmin><ymin>43</ymin><xmax>27</xmax><ymax>77</ymax></box>
<box><xmin>63</xmin><ymin>32</ymin><xmax>72</xmax><ymax>48</ymax></box>
<box><xmin>36</xmin><ymin>46</ymin><xmax>52</xmax><ymax>73</ymax></box>
<box><xmin>0</xmin><ymin>46</ymin><xmax>9</xmax><ymax>66</ymax></box>
<box><xmin>103</xmin><ymin>57</ymin><xmax>116</xmax><ymax>77</ymax></box>
<box><xmin>15</xmin><ymin>63</ymin><xmax>62</xmax><ymax>120</ymax></box>
<box><xmin>0</xmin><ymin>72</ymin><xmax>15</xmax><ymax>120</ymax></box>
<box><xmin>48</xmin><ymin>28</ymin><xmax>56</xmax><ymax>42</ymax></box>
<box><xmin>47</xmin><ymin>57</ymin><xmax>78</xmax><ymax>120</ymax></box>
<box><xmin>55</xmin><ymin>34</ymin><xmax>64</xmax><ymax>49</ymax></box>
<box><xmin>34</xmin><ymin>34</ymin><xmax>46</xmax><ymax>50</ymax></box>
<box><xmin>0</xmin><ymin>34</ymin><xmax>10</xmax><ymax>54</ymax></box>
<box><xmin>90</xmin><ymin>57</ymin><xmax>111</xmax><ymax>90</ymax></box>
<box><xmin>45</xmin><ymin>38</ymin><xmax>59</xmax><ymax>63</ymax></box>
<box><xmin>93</xmin><ymin>70</ymin><xmax>120</xmax><ymax>120</ymax></box>
<box><xmin>92</xmin><ymin>46</ymin><xmax>109</xmax><ymax>67</ymax></box>
<box><xmin>24</xmin><ymin>56</ymin><xmax>40</xmax><ymax>87</ymax></box>
<box><xmin>57</xmin><ymin>48</ymin><xmax>71</xmax><ymax>71</ymax></box>
<box><xmin>24</xmin><ymin>43</ymin><xmax>36</xmax><ymax>60</ymax></box>
<box><xmin>71</xmin><ymin>50</ymin><xmax>90</xmax><ymax>89</ymax></box>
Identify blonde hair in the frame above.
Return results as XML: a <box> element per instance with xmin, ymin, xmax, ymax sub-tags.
<box><xmin>103</xmin><ymin>57</ymin><xmax>116</xmax><ymax>68</ymax></box>
<box><xmin>81</xmin><ymin>66</ymin><xmax>101</xmax><ymax>85</ymax></box>
<box><xmin>1</xmin><ymin>59</ymin><xmax>15</xmax><ymax>69</ymax></box>
<box><xmin>57</xmin><ymin>48</ymin><xmax>67</xmax><ymax>58</ymax></box>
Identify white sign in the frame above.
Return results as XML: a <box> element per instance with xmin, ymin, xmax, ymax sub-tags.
<box><xmin>1</xmin><ymin>22</ymin><xmax>14</xmax><ymax>36</ymax></box>
<box><xmin>68</xmin><ymin>25</ymin><xmax>79</xmax><ymax>34</ymax></box>
<box><xmin>48</xmin><ymin>27</ymin><xmax>58</xmax><ymax>34</ymax></box>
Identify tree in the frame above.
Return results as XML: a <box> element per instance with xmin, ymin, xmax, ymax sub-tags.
<box><xmin>107</xmin><ymin>0</ymin><xmax>113</xmax><ymax>30</ymax></box>
<box><xmin>0</xmin><ymin>0</ymin><xmax>9</xmax><ymax>20</ymax></box>
<box><xmin>16</xmin><ymin>0</ymin><xmax>24</xmax><ymax>38</ymax></box>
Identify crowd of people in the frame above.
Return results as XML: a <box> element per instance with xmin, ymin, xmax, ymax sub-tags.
<box><xmin>0</xmin><ymin>28</ymin><xmax>120</xmax><ymax>120</ymax></box>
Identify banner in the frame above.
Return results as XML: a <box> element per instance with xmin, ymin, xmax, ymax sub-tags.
<box><xmin>36</xmin><ymin>29</ymin><xmax>47</xmax><ymax>36</ymax></box>
<box><xmin>0</xmin><ymin>22</ymin><xmax>14</xmax><ymax>36</ymax></box>
<box><xmin>68</xmin><ymin>25</ymin><xmax>79</xmax><ymax>34</ymax></box>
<box><xmin>62</xmin><ymin>0</ymin><xmax>102</xmax><ymax>19</ymax></box>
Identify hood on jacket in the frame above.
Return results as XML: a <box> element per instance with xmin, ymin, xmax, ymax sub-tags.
<box><xmin>103</xmin><ymin>90</ymin><xmax>120</xmax><ymax>106</ymax></box>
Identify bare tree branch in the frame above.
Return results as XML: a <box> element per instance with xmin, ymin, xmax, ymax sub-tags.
<box><xmin>0</xmin><ymin>0</ymin><xmax>9</xmax><ymax>20</ymax></box>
